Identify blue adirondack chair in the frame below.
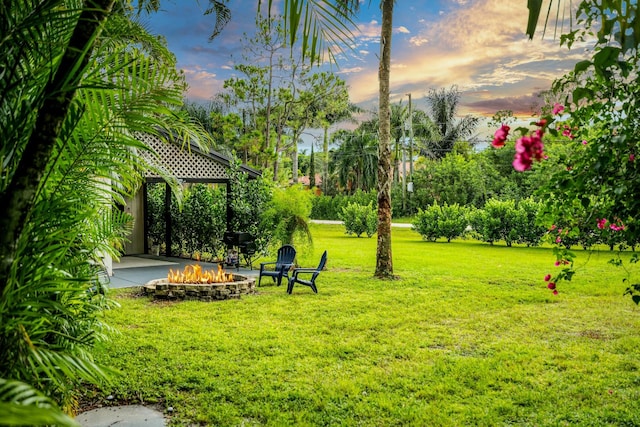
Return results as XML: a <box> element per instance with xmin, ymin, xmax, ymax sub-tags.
<box><xmin>287</xmin><ymin>251</ymin><xmax>327</xmax><ymax>294</ymax></box>
<box><xmin>258</xmin><ymin>244</ymin><xmax>296</xmax><ymax>287</ymax></box>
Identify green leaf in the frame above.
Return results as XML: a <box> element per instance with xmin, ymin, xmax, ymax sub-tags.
<box><xmin>574</xmin><ymin>60</ymin><xmax>592</xmax><ymax>74</ymax></box>
<box><xmin>593</xmin><ymin>46</ymin><xmax>621</xmax><ymax>69</ymax></box>
<box><xmin>526</xmin><ymin>0</ymin><xmax>544</xmax><ymax>39</ymax></box>
<box><xmin>572</xmin><ymin>87</ymin><xmax>593</xmax><ymax>102</ymax></box>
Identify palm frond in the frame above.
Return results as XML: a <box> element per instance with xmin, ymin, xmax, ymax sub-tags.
<box><xmin>0</xmin><ymin>379</ymin><xmax>78</xmax><ymax>427</ymax></box>
<box><xmin>262</xmin><ymin>0</ymin><xmax>359</xmax><ymax>65</ymax></box>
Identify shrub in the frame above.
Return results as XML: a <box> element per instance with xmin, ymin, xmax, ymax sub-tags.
<box><xmin>339</xmin><ymin>202</ymin><xmax>377</xmax><ymax>237</ymax></box>
<box><xmin>181</xmin><ymin>184</ymin><xmax>226</xmax><ymax>256</ymax></box>
<box><xmin>471</xmin><ymin>199</ymin><xmax>519</xmax><ymax>246</ymax></box>
<box><xmin>513</xmin><ymin>197</ymin><xmax>547</xmax><ymax>247</ymax></box>
<box><xmin>147</xmin><ymin>183</ymin><xmax>166</xmax><ymax>246</ymax></box>
<box><xmin>412</xmin><ymin>202</ymin><xmax>469</xmax><ymax>242</ymax></box>
<box><xmin>311</xmin><ymin>190</ymin><xmax>376</xmax><ymax>220</ymax></box>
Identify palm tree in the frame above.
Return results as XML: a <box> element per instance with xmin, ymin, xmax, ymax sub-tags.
<box><xmin>374</xmin><ymin>0</ymin><xmax>395</xmax><ymax>278</ymax></box>
<box><xmin>424</xmin><ymin>86</ymin><xmax>479</xmax><ymax>159</ymax></box>
<box><xmin>332</xmin><ymin>130</ymin><xmax>378</xmax><ymax>193</ymax></box>
<box><xmin>268</xmin><ymin>0</ymin><xmax>394</xmax><ymax>277</ymax></box>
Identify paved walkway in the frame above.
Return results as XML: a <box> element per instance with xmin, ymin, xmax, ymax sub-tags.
<box><xmin>310</xmin><ymin>219</ymin><xmax>412</xmax><ymax>228</ymax></box>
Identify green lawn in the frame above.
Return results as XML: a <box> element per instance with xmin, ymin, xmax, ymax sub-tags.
<box><xmin>91</xmin><ymin>224</ymin><xmax>640</xmax><ymax>426</ymax></box>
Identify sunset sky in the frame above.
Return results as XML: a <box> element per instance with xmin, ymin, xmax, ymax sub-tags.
<box><xmin>145</xmin><ymin>0</ymin><xmax>588</xmax><ymax>140</ymax></box>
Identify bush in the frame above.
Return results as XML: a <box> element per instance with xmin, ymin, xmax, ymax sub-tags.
<box><xmin>412</xmin><ymin>202</ymin><xmax>469</xmax><ymax>242</ymax></box>
<box><xmin>339</xmin><ymin>202</ymin><xmax>377</xmax><ymax>237</ymax></box>
<box><xmin>471</xmin><ymin>199</ymin><xmax>519</xmax><ymax>246</ymax></box>
<box><xmin>513</xmin><ymin>197</ymin><xmax>546</xmax><ymax>247</ymax></box>
<box><xmin>181</xmin><ymin>184</ymin><xmax>226</xmax><ymax>256</ymax></box>
<box><xmin>311</xmin><ymin>190</ymin><xmax>376</xmax><ymax>220</ymax></box>
<box><xmin>147</xmin><ymin>183</ymin><xmax>166</xmax><ymax>246</ymax></box>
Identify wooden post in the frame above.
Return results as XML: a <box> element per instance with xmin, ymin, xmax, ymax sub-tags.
<box><xmin>164</xmin><ymin>182</ymin><xmax>172</xmax><ymax>257</ymax></box>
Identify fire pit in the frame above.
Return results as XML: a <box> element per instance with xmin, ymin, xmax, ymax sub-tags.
<box><xmin>143</xmin><ymin>264</ymin><xmax>256</xmax><ymax>301</ymax></box>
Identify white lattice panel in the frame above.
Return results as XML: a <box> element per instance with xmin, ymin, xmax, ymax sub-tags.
<box><xmin>139</xmin><ymin>133</ymin><xmax>229</xmax><ymax>180</ymax></box>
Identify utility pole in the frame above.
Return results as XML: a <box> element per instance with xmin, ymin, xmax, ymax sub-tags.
<box><xmin>406</xmin><ymin>93</ymin><xmax>414</xmax><ymax>212</ymax></box>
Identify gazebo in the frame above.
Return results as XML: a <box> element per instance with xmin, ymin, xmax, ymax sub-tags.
<box><xmin>123</xmin><ymin>133</ymin><xmax>261</xmax><ymax>256</ymax></box>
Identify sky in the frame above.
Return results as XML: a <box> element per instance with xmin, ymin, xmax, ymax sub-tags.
<box><xmin>143</xmin><ymin>0</ymin><xmax>589</xmax><ymax>142</ymax></box>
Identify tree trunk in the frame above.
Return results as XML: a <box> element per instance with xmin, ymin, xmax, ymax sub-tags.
<box><xmin>273</xmin><ymin>131</ymin><xmax>282</xmax><ymax>182</ymax></box>
<box><xmin>375</xmin><ymin>0</ymin><xmax>394</xmax><ymax>278</ymax></box>
<box><xmin>322</xmin><ymin>125</ymin><xmax>329</xmax><ymax>193</ymax></box>
<box><xmin>309</xmin><ymin>146</ymin><xmax>316</xmax><ymax>188</ymax></box>
<box><xmin>0</xmin><ymin>0</ymin><xmax>116</xmax><ymax>294</ymax></box>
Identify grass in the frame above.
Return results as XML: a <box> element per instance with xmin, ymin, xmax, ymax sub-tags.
<box><xmin>90</xmin><ymin>224</ymin><xmax>640</xmax><ymax>426</ymax></box>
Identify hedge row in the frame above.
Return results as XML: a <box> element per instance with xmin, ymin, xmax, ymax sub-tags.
<box><xmin>412</xmin><ymin>198</ymin><xmax>547</xmax><ymax>247</ymax></box>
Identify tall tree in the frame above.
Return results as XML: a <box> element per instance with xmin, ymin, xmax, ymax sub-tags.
<box><xmin>424</xmin><ymin>86</ymin><xmax>479</xmax><ymax>159</ymax></box>
<box><xmin>332</xmin><ymin>129</ymin><xmax>378</xmax><ymax>192</ymax></box>
<box><xmin>240</xmin><ymin>15</ymin><xmax>286</xmax><ymax>168</ymax></box>
<box><xmin>375</xmin><ymin>0</ymin><xmax>394</xmax><ymax>278</ymax></box>
<box><xmin>311</xmin><ymin>79</ymin><xmax>354</xmax><ymax>193</ymax></box>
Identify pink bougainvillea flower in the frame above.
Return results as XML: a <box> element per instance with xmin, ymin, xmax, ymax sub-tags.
<box><xmin>610</xmin><ymin>223</ymin><xmax>625</xmax><ymax>231</ymax></box>
<box><xmin>492</xmin><ymin>124</ymin><xmax>510</xmax><ymax>148</ymax></box>
<box><xmin>513</xmin><ymin>131</ymin><xmax>545</xmax><ymax>171</ymax></box>
<box><xmin>553</xmin><ymin>289</ymin><xmax>559</xmax><ymax>295</ymax></box>
<box><xmin>548</xmin><ymin>282</ymin><xmax>556</xmax><ymax>290</ymax></box>
<box><xmin>544</xmin><ymin>274</ymin><xmax>551</xmax><ymax>282</ymax></box>
<box><xmin>554</xmin><ymin>260</ymin><xmax>560</xmax><ymax>266</ymax></box>
<box><xmin>631</xmin><ymin>154</ymin><xmax>636</xmax><ymax>162</ymax></box>
<box><xmin>597</xmin><ymin>218</ymin><xmax>608</xmax><ymax>230</ymax></box>
<box><xmin>555</xmin><ymin>236</ymin><xmax>562</xmax><ymax>243</ymax></box>
<box><xmin>549</xmin><ymin>224</ymin><xmax>557</xmax><ymax>231</ymax></box>
<box><xmin>562</xmin><ymin>129</ymin><xmax>574</xmax><ymax>139</ymax></box>
<box><xmin>582</xmin><ymin>140</ymin><xmax>588</xmax><ymax>145</ymax></box>
<box><xmin>552</xmin><ymin>103</ymin><xmax>564</xmax><ymax>115</ymax></box>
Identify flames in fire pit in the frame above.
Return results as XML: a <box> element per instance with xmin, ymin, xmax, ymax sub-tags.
<box><xmin>168</xmin><ymin>264</ymin><xmax>234</xmax><ymax>284</ymax></box>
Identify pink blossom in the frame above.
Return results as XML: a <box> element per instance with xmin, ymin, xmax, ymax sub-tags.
<box><xmin>492</xmin><ymin>124</ymin><xmax>510</xmax><ymax>148</ymax></box>
<box><xmin>610</xmin><ymin>223</ymin><xmax>625</xmax><ymax>231</ymax></box>
<box><xmin>548</xmin><ymin>282</ymin><xmax>556</xmax><ymax>290</ymax></box>
<box><xmin>553</xmin><ymin>289</ymin><xmax>559</xmax><ymax>295</ymax></box>
<box><xmin>552</xmin><ymin>103</ymin><xmax>565</xmax><ymax>115</ymax></box>
<box><xmin>555</xmin><ymin>261</ymin><xmax>560</xmax><ymax>266</ymax></box>
<box><xmin>631</xmin><ymin>154</ymin><xmax>636</xmax><ymax>162</ymax></box>
<box><xmin>544</xmin><ymin>274</ymin><xmax>551</xmax><ymax>282</ymax></box>
<box><xmin>555</xmin><ymin>236</ymin><xmax>562</xmax><ymax>243</ymax></box>
<box><xmin>582</xmin><ymin>140</ymin><xmax>588</xmax><ymax>145</ymax></box>
<box><xmin>562</xmin><ymin>129</ymin><xmax>574</xmax><ymax>139</ymax></box>
<box><xmin>597</xmin><ymin>218</ymin><xmax>607</xmax><ymax>230</ymax></box>
<box><xmin>513</xmin><ymin>130</ymin><xmax>545</xmax><ymax>172</ymax></box>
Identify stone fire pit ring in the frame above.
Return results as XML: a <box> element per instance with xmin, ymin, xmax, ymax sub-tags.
<box><xmin>143</xmin><ymin>274</ymin><xmax>256</xmax><ymax>301</ymax></box>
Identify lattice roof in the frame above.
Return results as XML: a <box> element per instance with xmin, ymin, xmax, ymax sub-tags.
<box><xmin>139</xmin><ymin>133</ymin><xmax>260</xmax><ymax>181</ymax></box>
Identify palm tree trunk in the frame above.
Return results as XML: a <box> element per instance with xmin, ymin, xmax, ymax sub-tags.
<box><xmin>0</xmin><ymin>0</ymin><xmax>116</xmax><ymax>294</ymax></box>
<box><xmin>375</xmin><ymin>0</ymin><xmax>394</xmax><ymax>278</ymax></box>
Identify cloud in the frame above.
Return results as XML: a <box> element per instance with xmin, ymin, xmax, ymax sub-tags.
<box><xmin>344</xmin><ymin>0</ymin><xmax>586</xmax><ymax>112</ymax></box>
<box><xmin>357</xmin><ymin>20</ymin><xmax>381</xmax><ymax>38</ymax></box>
<box><xmin>396</xmin><ymin>26</ymin><xmax>410</xmax><ymax>34</ymax></box>
<box><xmin>181</xmin><ymin>67</ymin><xmax>224</xmax><ymax>100</ymax></box>
<box><xmin>336</xmin><ymin>66</ymin><xmax>364</xmax><ymax>74</ymax></box>
<box><xmin>464</xmin><ymin>92</ymin><xmax>546</xmax><ymax>116</ymax></box>
<box><xmin>409</xmin><ymin>36</ymin><xmax>428</xmax><ymax>46</ymax></box>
